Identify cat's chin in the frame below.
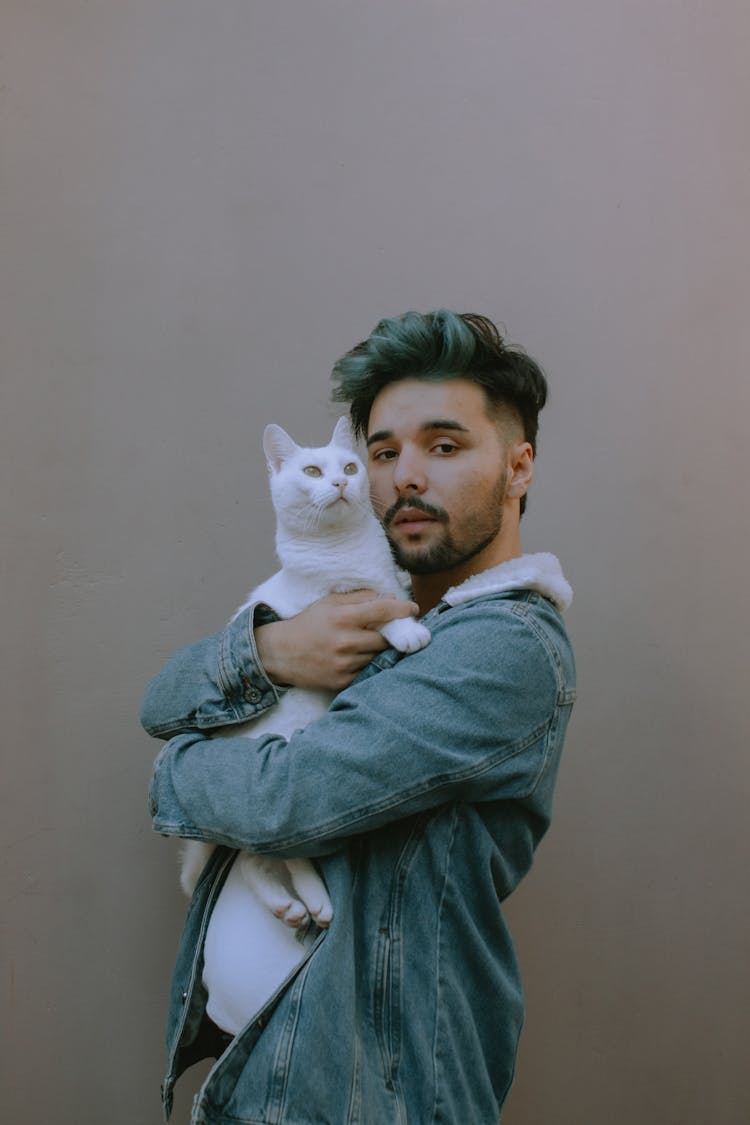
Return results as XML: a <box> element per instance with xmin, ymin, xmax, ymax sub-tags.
<box><xmin>321</xmin><ymin>496</ymin><xmax>365</xmax><ymax>519</ymax></box>
<box><xmin>321</xmin><ymin>508</ymin><xmax>356</xmax><ymax>529</ymax></box>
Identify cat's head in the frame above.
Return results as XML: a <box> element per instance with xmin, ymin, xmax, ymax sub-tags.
<box><xmin>263</xmin><ymin>416</ymin><xmax>370</xmax><ymax>533</ymax></box>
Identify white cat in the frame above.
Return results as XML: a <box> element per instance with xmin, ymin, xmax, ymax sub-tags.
<box><xmin>180</xmin><ymin>415</ymin><xmax>431</xmax><ymax>931</ymax></box>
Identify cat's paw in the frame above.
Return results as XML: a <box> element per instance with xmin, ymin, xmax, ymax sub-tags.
<box><xmin>239</xmin><ymin>852</ymin><xmax>333</xmax><ymax>929</ymax></box>
<box><xmin>309</xmin><ymin>899</ymin><xmax>333</xmax><ymax>929</ymax></box>
<box><xmin>272</xmin><ymin>899</ymin><xmax>310</xmax><ymax>928</ymax></box>
<box><xmin>379</xmin><ymin>616</ymin><xmax>431</xmax><ymax>654</ymax></box>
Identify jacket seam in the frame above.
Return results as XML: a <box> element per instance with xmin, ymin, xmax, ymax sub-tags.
<box><xmin>511</xmin><ymin>598</ymin><xmax>566</xmax><ymax>691</ymax></box>
<box><xmin>267</xmin><ymin>966</ymin><xmax>308</xmax><ymax>1122</ymax></box>
<box><xmin>431</xmin><ymin>806</ymin><xmax>459</xmax><ymax>1123</ymax></box>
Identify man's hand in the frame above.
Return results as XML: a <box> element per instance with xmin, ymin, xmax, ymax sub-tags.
<box><xmin>255</xmin><ymin>591</ymin><xmax>422</xmax><ymax>693</ymax></box>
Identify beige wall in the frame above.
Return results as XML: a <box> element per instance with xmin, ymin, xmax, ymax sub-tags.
<box><xmin>2</xmin><ymin>2</ymin><xmax>748</xmax><ymax>1122</ymax></box>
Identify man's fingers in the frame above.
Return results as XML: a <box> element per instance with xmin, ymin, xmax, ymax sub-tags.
<box><xmin>350</xmin><ymin>631</ymin><xmax>390</xmax><ymax>656</ymax></box>
<box><xmin>325</xmin><ymin>589</ymin><xmax>380</xmax><ymax>605</ymax></box>
<box><xmin>326</xmin><ymin>590</ymin><xmax>421</xmax><ymax>619</ymax></box>
<box><xmin>255</xmin><ymin>591</ymin><xmax>422</xmax><ymax>692</ymax></box>
<box><xmin>358</xmin><ymin>601</ymin><xmax>421</xmax><ymax>628</ymax></box>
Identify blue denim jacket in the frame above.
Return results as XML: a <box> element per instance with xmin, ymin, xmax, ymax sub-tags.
<box><xmin>143</xmin><ymin>554</ymin><xmax>576</xmax><ymax>1125</ymax></box>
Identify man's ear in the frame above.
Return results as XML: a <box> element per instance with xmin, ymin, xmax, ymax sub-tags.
<box><xmin>506</xmin><ymin>442</ymin><xmax>534</xmax><ymax>499</ymax></box>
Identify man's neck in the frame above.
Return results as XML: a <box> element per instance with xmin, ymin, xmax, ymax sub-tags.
<box><xmin>411</xmin><ymin>531</ymin><xmax>522</xmax><ymax>614</ymax></box>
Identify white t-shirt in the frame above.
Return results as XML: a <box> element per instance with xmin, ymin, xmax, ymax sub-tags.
<box><xmin>202</xmin><ymin>854</ymin><xmax>315</xmax><ymax>1035</ymax></box>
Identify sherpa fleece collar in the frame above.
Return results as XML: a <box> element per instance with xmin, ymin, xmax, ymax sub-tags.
<box><xmin>441</xmin><ymin>552</ymin><xmax>573</xmax><ymax>612</ymax></box>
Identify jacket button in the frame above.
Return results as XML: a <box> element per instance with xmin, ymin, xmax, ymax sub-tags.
<box><xmin>245</xmin><ymin>686</ymin><xmax>262</xmax><ymax>703</ymax></box>
<box><xmin>181</xmin><ymin>991</ymin><xmax>188</xmax><ymax>1004</ymax></box>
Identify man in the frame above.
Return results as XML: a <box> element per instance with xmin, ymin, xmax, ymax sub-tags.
<box><xmin>143</xmin><ymin>309</ymin><xmax>576</xmax><ymax>1124</ymax></box>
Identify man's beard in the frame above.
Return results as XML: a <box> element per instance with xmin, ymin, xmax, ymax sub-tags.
<box><xmin>382</xmin><ymin>475</ymin><xmax>507</xmax><ymax>576</ymax></box>
<box><xmin>388</xmin><ymin>524</ymin><xmax>503</xmax><ymax>574</ymax></box>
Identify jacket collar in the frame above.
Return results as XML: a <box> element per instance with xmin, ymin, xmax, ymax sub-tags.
<box><xmin>441</xmin><ymin>552</ymin><xmax>573</xmax><ymax>612</ymax></box>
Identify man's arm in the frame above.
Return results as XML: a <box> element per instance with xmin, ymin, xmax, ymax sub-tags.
<box><xmin>254</xmin><ymin>592</ymin><xmax>421</xmax><ymax>692</ymax></box>
<box><xmin>140</xmin><ymin>592</ymin><xmax>420</xmax><ymax>738</ymax></box>
<box><xmin>148</xmin><ymin>600</ymin><xmax>569</xmax><ymax>857</ymax></box>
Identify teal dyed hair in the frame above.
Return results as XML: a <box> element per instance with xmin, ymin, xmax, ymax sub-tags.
<box><xmin>331</xmin><ymin>309</ymin><xmax>548</xmax><ymax>515</ymax></box>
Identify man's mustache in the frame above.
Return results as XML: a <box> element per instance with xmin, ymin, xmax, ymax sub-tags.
<box><xmin>383</xmin><ymin>497</ymin><xmax>449</xmax><ymax>527</ymax></box>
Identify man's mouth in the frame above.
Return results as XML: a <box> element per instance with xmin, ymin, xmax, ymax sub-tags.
<box><xmin>391</xmin><ymin>507</ymin><xmax>439</xmax><ymax>532</ymax></box>
<box><xmin>383</xmin><ymin>497</ymin><xmax>448</xmax><ymax>532</ymax></box>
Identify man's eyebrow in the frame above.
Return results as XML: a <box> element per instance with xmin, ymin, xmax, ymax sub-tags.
<box><xmin>421</xmin><ymin>419</ymin><xmax>470</xmax><ymax>434</ymax></box>
<box><xmin>366</xmin><ymin>429</ymin><xmax>393</xmax><ymax>447</ymax></box>
<box><xmin>366</xmin><ymin>419</ymin><xmax>469</xmax><ymax>447</ymax></box>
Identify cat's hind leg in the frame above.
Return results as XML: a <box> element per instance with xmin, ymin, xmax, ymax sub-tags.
<box><xmin>285</xmin><ymin>858</ymin><xmax>333</xmax><ymax>928</ymax></box>
<box><xmin>239</xmin><ymin>852</ymin><xmax>314</xmax><ymax>928</ymax></box>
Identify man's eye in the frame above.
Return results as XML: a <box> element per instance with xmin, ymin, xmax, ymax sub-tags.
<box><xmin>303</xmin><ymin>466</ymin><xmax>323</xmax><ymax>477</ymax></box>
<box><xmin>372</xmin><ymin>449</ymin><xmax>398</xmax><ymax>462</ymax></box>
<box><xmin>433</xmin><ymin>443</ymin><xmax>458</xmax><ymax>455</ymax></box>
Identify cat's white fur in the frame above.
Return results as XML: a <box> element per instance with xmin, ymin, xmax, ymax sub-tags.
<box><xmin>180</xmin><ymin>416</ymin><xmax>430</xmax><ymax>928</ymax></box>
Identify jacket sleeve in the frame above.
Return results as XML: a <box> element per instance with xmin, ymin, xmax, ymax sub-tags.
<box><xmin>148</xmin><ymin>599</ymin><xmax>569</xmax><ymax>856</ymax></box>
<box><xmin>140</xmin><ymin>603</ymin><xmax>283</xmax><ymax>739</ymax></box>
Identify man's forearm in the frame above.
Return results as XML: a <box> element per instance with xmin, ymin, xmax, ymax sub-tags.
<box><xmin>254</xmin><ymin>591</ymin><xmax>417</xmax><ymax>692</ymax></box>
<box><xmin>141</xmin><ymin>592</ymin><xmax>421</xmax><ymax>738</ymax></box>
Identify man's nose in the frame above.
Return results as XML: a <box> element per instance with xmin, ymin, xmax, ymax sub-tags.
<box><xmin>392</xmin><ymin>450</ymin><xmax>427</xmax><ymax>494</ymax></box>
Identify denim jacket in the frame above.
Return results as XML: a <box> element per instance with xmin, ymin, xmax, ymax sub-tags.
<box><xmin>143</xmin><ymin>553</ymin><xmax>576</xmax><ymax>1125</ymax></box>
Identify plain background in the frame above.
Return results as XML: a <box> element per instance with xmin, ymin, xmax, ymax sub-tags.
<box><xmin>2</xmin><ymin>2</ymin><xmax>748</xmax><ymax>1122</ymax></box>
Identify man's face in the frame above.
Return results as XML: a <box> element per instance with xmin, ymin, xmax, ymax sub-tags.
<box><xmin>366</xmin><ymin>378</ymin><xmax>516</xmax><ymax>576</ymax></box>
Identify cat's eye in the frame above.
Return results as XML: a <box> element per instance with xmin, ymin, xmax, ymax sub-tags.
<box><xmin>303</xmin><ymin>465</ymin><xmax>322</xmax><ymax>477</ymax></box>
<box><xmin>343</xmin><ymin>463</ymin><xmax>358</xmax><ymax>476</ymax></box>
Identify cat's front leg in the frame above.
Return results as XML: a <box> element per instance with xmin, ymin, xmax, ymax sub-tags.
<box><xmin>379</xmin><ymin>615</ymin><xmax>431</xmax><ymax>654</ymax></box>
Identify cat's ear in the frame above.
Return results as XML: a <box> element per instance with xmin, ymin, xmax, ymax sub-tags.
<box><xmin>263</xmin><ymin>424</ymin><xmax>299</xmax><ymax>472</ymax></box>
<box><xmin>331</xmin><ymin>415</ymin><xmax>354</xmax><ymax>450</ymax></box>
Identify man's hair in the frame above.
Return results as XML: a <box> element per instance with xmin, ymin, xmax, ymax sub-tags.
<box><xmin>331</xmin><ymin>309</ymin><xmax>548</xmax><ymax>514</ymax></box>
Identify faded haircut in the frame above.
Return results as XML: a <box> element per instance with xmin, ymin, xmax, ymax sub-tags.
<box><xmin>330</xmin><ymin>309</ymin><xmax>548</xmax><ymax>514</ymax></box>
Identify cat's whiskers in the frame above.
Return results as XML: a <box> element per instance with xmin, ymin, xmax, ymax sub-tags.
<box><xmin>299</xmin><ymin>504</ymin><xmax>324</xmax><ymax>537</ymax></box>
<box><xmin>299</xmin><ymin>494</ymin><xmax>338</xmax><ymax>536</ymax></box>
<box><xmin>369</xmin><ymin>494</ymin><xmax>390</xmax><ymax>522</ymax></box>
